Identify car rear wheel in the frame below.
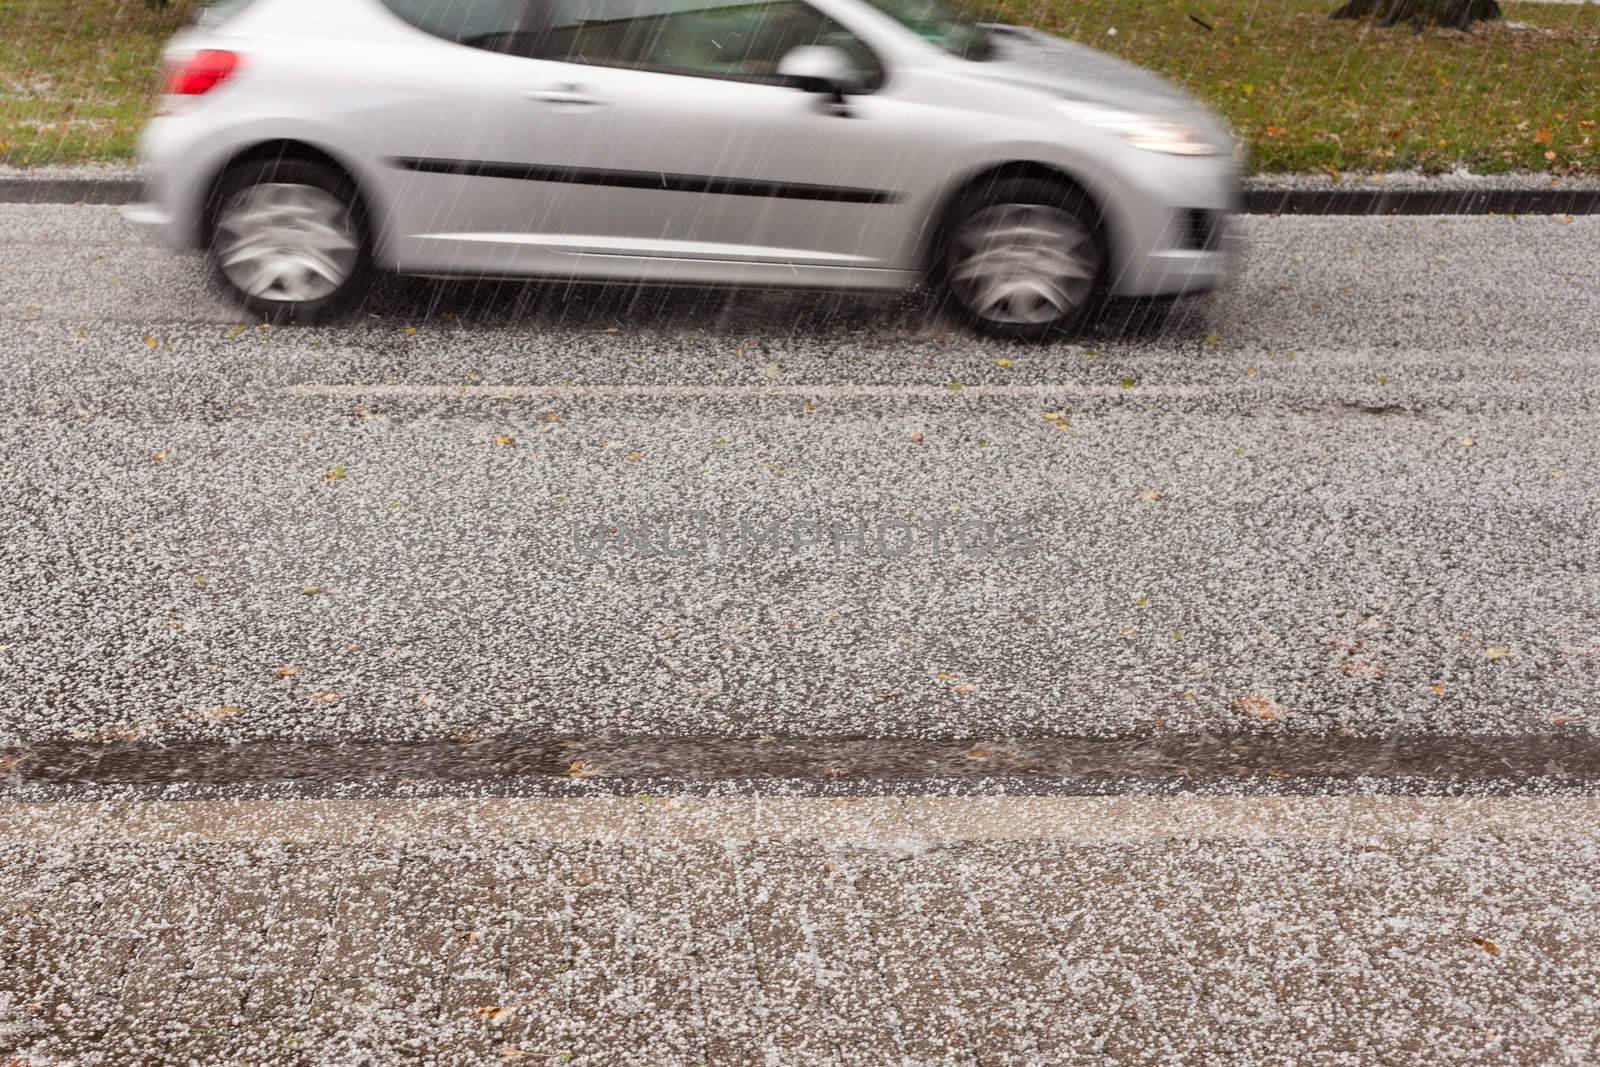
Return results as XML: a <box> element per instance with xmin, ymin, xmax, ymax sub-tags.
<box><xmin>207</xmin><ymin>158</ymin><xmax>370</xmax><ymax>323</ymax></box>
<box><xmin>941</xmin><ymin>178</ymin><xmax>1106</xmax><ymax>341</ymax></box>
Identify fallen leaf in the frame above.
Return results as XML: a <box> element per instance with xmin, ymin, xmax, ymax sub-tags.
<box><xmin>623</xmin><ymin>451</ymin><xmax>645</xmax><ymax>461</ymax></box>
<box><xmin>1428</xmin><ymin>683</ymin><xmax>1447</xmax><ymax>695</ymax></box>
<box><xmin>302</xmin><ymin>586</ymin><xmax>327</xmax><ymax>596</ymax></box>
<box><xmin>966</xmin><ymin>747</ymin><xmax>993</xmax><ymax>759</ymax></box>
<box><xmin>995</xmin><ymin>358</ymin><xmax>1014</xmax><ymax>368</ymax></box>
<box><xmin>323</xmin><ymin>466</ymin><xmax>347</xmax><ymax>482</ymax></box>
<box><xmin>492</xmin><ymin>435</ymin><xmax>516</xmax><ymax>447</ymax></box>
<box><xmin>1136</xmin><ymin>489</ymin><xmax>1163</xmax><ymax>502</ymax></box>
<box><xmin>1237</xmin><ymin>695</ymin><xmax>1288</xmax><ymax>720</ymax></box>
<box><xmin>274</xmin><ymin>666</ymin><xmax>301</xmax><ymax>679</ymax></box>
<box><xmin>1459</xmin><ymin>437</ymin><xmax>1477</xmax><ymax>448</ymax></box>
<box><xmin>952</xmin><ymin>684</ymin><xmax>977</xmax><ymax>695</ymax></box>
<box><xmin>910</xmin><ymin>431</ymin><xmax>925</xmax><ymax>444</ymax></box>
<box><xmin>1484</xmin><ymin>646</ymin><xmax>1511</xmax><ymax>660</ymax></box>
<box><xmin>1471</xmin><ymin>937</ymin><xmax>1501</xmax><ymax>957</ymax></box>
<box><xmin>308</xmin><ymin>689</ymin><xmax>342</xmax><ymax>707</ymax></box>
<box><xmin>1534</xmin><ymin>127</ymin><xmax>1553</xmax><ymax>145</ymax></box>
<box><xmin>1549</xmin><ymin>713</ymin><xmax>1582</xmax><ymax>726</ymax></box>
<box><xmin>196</xmin><ymin>704</ymin><xmax>243</xmax><ymax>722</ymax></box>
<box><xmin>569</xmin><ymin>759</ymin><xmax>596</xmax><ymax>779</ymax></box>
<box><xmin>149</xmin><ymin>450</ymin><xmax>170</xmax><ymax>462</ymax></box>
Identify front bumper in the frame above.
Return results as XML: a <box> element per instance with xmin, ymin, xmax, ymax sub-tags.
<box><xmin>1098</xmin><ymin>152</ymin><xmax>1242</xmax><ymax>299</ymax></box>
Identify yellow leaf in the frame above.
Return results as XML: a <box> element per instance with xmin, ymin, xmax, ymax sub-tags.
<box><xmin>144</xmin><ymin>336</ymin><xmax>158</xmax><ymax>348</ymax></box>
<box><xmin>275</xmin><ymin>666</ymin><xmax>301</xmax><ymax>679</ymax></box>
<box><xmin>149</xmin><ymin>450</ymin><xmax>170</xmax><ymax>462</ymax></box>
<box><xmin>624</xmin><ymin>451</ymin><xmax>645</xmax><ymax>461</ymax></box>
<box><xmin>197</xmin><ymin>704</ymin><xmax>243</xmax><ymax>722</ymax></box>
<box><xmin>1459</xmin><ymin>437</ymin><xmax>1477</xmax><ymax>448</ymax></box>
<box><xmin>1136</xmin><ymin>489</ymin><xmax>1163</xmax><ymax>502</ymax></box>
<box><xmin>323</xmin><ymin>466</ymin><xmax>347</xmax><ymax>482</ymax></box>
<box><xmin>405</xmin><ymin>326</ymin><xmax>418</xmax><ymax>336</ymax></box>
<box><xmin>1484</xmin><ymin>646</ymin><xmax>1511</xmax><ymax>659</ymax></box>
<box><xmin>934</xmin><ymin>671</ymin><xmax>958</xmax><ymax>681</ymax></box>
<box><xmin>1237</xmin><ymin>695</ymin><xmax>1288</xmax><ymax>720</ymax></box>
<box><xmin>493</xmin><ymin>435</ymin><xmax>516</xmax><ymax>447</ymax></box>
<box><xmin>569</xmin><ymin>759</ymin><xmax>596</xmax><ymax>779</ymax></box>
<box><xmin>995</xmin><ymin>358</ymin><xmax>1014</xmax><ymax>368</ymax></box>
<box><xmin>1534</xmin><ymin>128</ymin><xmax>1553</xmax><ymax>145</ymax></box>
<box><xmin>302</xmin><ymin>585</ymin><xmax>327</xmax><ymax>596</ymax></box>
<box><xmin>1428</xmin><ymin>683</ymin><xmax>1447</xmax><ymax>695</ymax></box>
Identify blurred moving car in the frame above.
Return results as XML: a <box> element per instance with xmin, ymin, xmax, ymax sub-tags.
<box><xmin>127</xmin><ymin>0</ymin><xmax>1241</xmax><ymax>338</ymax></box>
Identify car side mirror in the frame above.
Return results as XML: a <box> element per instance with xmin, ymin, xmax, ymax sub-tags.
<box><xmin>777</xmin><ymin>45</ymin><xmax>858</xmax><ymax>107</ymax></box>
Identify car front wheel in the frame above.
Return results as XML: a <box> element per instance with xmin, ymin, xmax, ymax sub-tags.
<box><xmin>941</xmin><ymin>178</ymin><xmax>1106</xmax><ymax>341</ymax></box>
<box><xmin>207</xmin><ymin>158</ymin><xmax>370</xmax><ymax>323</ymax></box>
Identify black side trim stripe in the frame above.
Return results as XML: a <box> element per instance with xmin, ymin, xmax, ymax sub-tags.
<box><xmin>390</xmin><ymin>156</ymin><xmax>900</xmax><ymax>205</ymax></box>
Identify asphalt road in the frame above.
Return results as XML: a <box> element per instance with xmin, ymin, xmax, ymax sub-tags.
<box><xmin>3</xmin><ymin>203</ymin><xmax>1599</xmax><ymax>1064</ymax></box>
<box><xmin>3</xmin><ymin>205</ymin><xmax>1598</xmax><ymax>755</ymax></box>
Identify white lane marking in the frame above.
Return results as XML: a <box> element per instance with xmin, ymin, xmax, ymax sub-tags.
<box><xmin>1</xmin><ymin>796</ymin><xmax>1594</xmax><ymax>845</ymax></box>
<box><xmin>283</xmin><ymin>382</ymin><xmax>1213</xmax><ymax>400</ymax></box>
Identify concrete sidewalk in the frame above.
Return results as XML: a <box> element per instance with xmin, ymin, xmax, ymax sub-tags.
<box><xmin>3</xmin><ymin>797</ymin><xmax>1597</xmax><ymax>1065</ymax></box>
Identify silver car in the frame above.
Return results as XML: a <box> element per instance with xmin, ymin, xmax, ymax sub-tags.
<box><xmin>128</xmin><ymin>0</ymin><xmax>1241</xmax><ymax>338</ymax></box>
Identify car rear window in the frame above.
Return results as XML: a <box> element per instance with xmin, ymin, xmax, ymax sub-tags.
<box><xmin>378</xmin><ymin>0</ymin><xmax>531</xmax><ymax>49</ymax></box>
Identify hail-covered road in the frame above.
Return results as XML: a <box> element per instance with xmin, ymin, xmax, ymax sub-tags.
<box><xmin>1</xmin><ymin>202</ymin><xmax>1596</xmax><ymax>1064</ymax></box>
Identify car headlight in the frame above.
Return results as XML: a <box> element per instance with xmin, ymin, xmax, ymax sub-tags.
<box><xmin>1058</xmin><ymin>101</ymin><xmax>1219</xmax><ymax>157</ymax></box>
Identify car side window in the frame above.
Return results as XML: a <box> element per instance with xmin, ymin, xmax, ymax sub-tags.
<box><xmin>379</xmin><ymin>0</ymin><xmax>533</xmax><ymax>51</ymax></box>
<box><xmin>528</xmin><ymin>0</ymin><xmax>883</xmax><ymax>89</ymax></box>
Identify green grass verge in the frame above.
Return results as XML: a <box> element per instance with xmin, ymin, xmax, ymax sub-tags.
<box><xmin>1</xmin><ymin>0</ymin><xmax>1596</xmax><ymax>173</ymax></box>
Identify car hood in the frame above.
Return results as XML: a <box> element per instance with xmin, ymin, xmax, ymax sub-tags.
<box><xmin>969</xmin><ymin>25</ymin><xmax>1231</xmax><ymax>143</ymax></box>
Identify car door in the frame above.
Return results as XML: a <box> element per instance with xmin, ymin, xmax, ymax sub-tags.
<box><xmin>428</xmin><ymin>0</ymin><xmax>948</xmax><ymax>282</ymax></box>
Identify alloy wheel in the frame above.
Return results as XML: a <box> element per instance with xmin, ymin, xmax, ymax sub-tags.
<box><xmin>213</xmin><ymin>182</ymin><xmax>360</xmax><ymax>304</ymax></box>
<box><xmin>947</xmin><ymin>203</ymin><xmax>1098</xmax><ymax>327</ymax></box>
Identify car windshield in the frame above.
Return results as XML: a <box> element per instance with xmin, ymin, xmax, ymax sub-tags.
<box><xmin>857</xmin><ymin>0</ymin><xmax>992</xmax><ymax>60</ymax></box>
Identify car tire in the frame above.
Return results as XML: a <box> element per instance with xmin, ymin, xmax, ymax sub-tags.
<box><xmin>938</xmin><ymin>177</ymin><xmax>1107</xmax><ymax>341</ymax></box>
<box><xmin>206</xmin><ymin>158</ymin><xmax>371</xmax><ymax>323</ymax></box>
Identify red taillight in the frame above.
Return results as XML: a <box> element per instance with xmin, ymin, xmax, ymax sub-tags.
<box><xmin>164</xmin><ymin>50</ymin><xmax>242</xmax><ymax>96</ymax></box>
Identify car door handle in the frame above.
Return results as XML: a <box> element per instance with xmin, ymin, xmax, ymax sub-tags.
<box><xmin>525</xmin><ymin>86</ymin><xmax>608</xmax><ymax>107</ymax></box>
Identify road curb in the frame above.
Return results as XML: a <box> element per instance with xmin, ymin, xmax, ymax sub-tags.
<box><xmin>4</xmin><ymin>175</ymin><xmax>1600</xmax><ymax>215</ymax></box>
<box><xmin>1244</xmin><ymin>186</ymin><xmax>1600</xmax><ymax>215</ymax></box>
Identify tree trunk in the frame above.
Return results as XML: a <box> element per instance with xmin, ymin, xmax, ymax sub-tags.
<box><xmin>1329</xmin><ymin>0</ymin><xmax>1503</xmax><ymax>30</ymax></box>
